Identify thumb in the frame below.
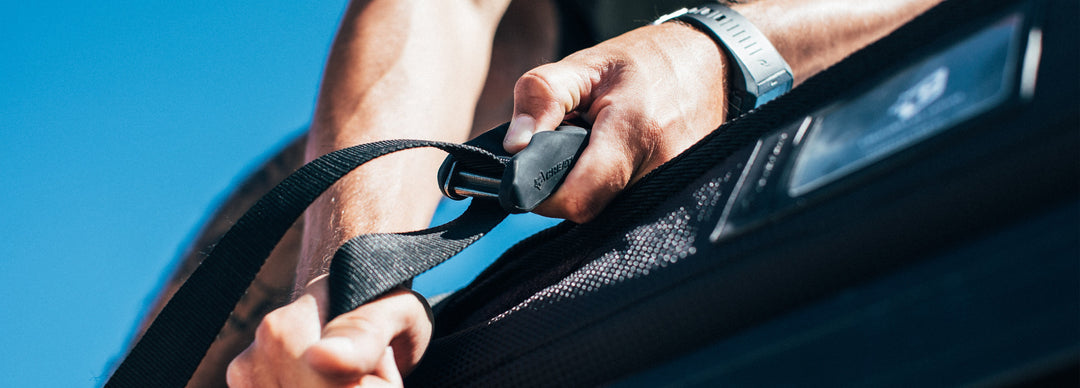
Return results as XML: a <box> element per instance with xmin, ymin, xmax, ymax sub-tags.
<box><xmin>303</xmin><ymin>288</ymin><xmax>432</xmax><ymax>382</ymax></box>
<box><xmin>504</xmin><ymin>61</ymin><xmax>596</xmax><ymax>153</ymax></box>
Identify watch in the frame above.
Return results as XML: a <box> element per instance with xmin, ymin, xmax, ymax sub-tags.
<box><xmin>655</xmin><ymin>3</ymin><xmax>794</xmax><ymax>117</ymax></box>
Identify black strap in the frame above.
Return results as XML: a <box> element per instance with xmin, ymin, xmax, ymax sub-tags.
<box><xmin>106</xmin><ymin>139</ymin><xmax>509</xmax><ymax>388</ymax></box>
<box><xmin>328</xmin><ymin>198</ymin><xmax>508</xmax><ymax>318</ymax></box>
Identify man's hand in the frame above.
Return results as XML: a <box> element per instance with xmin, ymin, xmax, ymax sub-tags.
<box><xmin>504</xmin><ymin>0</ymin><xmax>943</xmax><ymax>224</ymax></box>
<box><xmin>504</xmin><ymin>22</ymin><xmax>730</xmax><ymax>223</ymax></box>
<box><xmin>226</xmin><ymin>279</ymin><xmax>432</xmax><ymax>388</ymax></box>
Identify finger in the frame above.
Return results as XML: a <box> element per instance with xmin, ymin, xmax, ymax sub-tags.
<box><xmin>356</xmin><ymin>347</ymin><xmax>404</xmax><ymax>387</ymax></box>
<box><xmin>303</xmin><ymin>288</ymin><xmax>432</xmax><ymax>381</ymax></box>
<box><xmin>226</xmin><ymin>346</ymin><xmax>257</xmax><ymax>388</ymax></box>
<box><xmin>303</xmin><ymin>275</ymin><xmax>330</xmax><ymax>324</ymax></box>
<box><xmin>227</xmin><ymin>293</ymin><xmax>324</xmax><ymax>387</ymax></box>
<box><xmin>505</xmin><ymin>59</ymin><xmax>598</xmax><ymax>153</ymax></box>
<box><xmin>389</xmin><ymin>289</ymin><xmax>434</xmax><ymax>375</ymax></box>
<box><xmin>531</xmin><ymin>108</ymin><xmax>641</xmax><ymax>223</ymax></box>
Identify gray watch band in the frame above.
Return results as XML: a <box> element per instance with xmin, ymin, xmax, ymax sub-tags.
<box><xmin>655</xmin><ymin>3</ymin><xmax>794</xmax><ymax>116</ymax></box>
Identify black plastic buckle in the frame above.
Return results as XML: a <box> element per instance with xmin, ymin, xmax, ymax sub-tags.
<box><xmin>437</xmin><ymin>122</ymin><xmax>589</xmax><ymax>213</ymax></box>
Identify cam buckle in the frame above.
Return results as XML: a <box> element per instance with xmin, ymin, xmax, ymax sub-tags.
<box><xmin>437</xmin><ymin>122</ymin><xmax>589</xmax><ymax>213</ymax></box>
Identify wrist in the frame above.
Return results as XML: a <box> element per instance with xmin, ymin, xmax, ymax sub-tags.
<box><xmin>655</xmin><ymin>3</ymin><xmax>794</xmax><ymax>116</ymax></box>
<box><xmin>650</xmin><ymin>21</ymin><xmax>735</xmax><ymax>121</ymax></box>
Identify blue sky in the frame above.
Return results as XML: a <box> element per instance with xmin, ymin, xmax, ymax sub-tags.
<box><xmin>0</xmin><ymin>1</ymin><xmax>555</xmax><ymax>386</ymax></box>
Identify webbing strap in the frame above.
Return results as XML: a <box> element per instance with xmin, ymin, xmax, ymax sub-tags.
<box><xmin>329</xmin><ymin>200</ymin><xmax>508</xmax><ymax>318</ymax></box>
<box><xmin>106</xmin><ymin>139</ymin><xmax>509</xmax><ymax>388</ymax></box>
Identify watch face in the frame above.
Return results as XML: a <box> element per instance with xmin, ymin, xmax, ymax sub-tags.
<box><xmin>788</xmin><ymin>12</ymin><xmax>1025</xmax><ymax>197</ymax></box>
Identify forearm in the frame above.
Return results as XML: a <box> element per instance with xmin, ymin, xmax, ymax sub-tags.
<box><xmin>300</xmin><ymin>0</ymin><xmax>511</xmax><ymax>287</ymax></box>
<box><xmin>729</xmin><ymin>0</ymin><xmax>943</xmax><ymax>84</ymax></box>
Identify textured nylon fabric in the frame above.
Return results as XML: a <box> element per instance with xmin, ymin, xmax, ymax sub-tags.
<box><xmin>409</xmin><ymin>0</ymin><xmax>1009</xmax><ymax>385</ymax></box>
<box><xmin>414</xmin><ymin>171</ymin><xmax>741</xmax><ymax>386</ymax></box>
<box><xmin>329</xmin><ymin>200</ymin><xmax>507</xmax><ymax>318</ymax></box>
<box><xmin>107</xmin><ymin>139</ymin><xmax>508</xmax><ymax>388</ymax></box>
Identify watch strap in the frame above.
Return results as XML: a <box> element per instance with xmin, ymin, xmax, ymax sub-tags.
<box><xmin>656</xmin><ymin>4</ymin><xmax>794</xmax><ymax>116</ymax></box>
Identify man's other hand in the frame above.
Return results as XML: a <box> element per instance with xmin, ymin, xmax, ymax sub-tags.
<box><xmin>227</xmin><ymin>280</ymin><xmax>432</xmax><ymax>388</ymax></box>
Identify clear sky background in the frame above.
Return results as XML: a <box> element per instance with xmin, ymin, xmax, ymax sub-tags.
<box><xmin>0</xmin><ymin>1</ymin><xmax>556</xmax><ymax>386</ymax></box>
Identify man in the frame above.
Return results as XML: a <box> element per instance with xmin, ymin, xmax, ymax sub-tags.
<box><xmin>222</xmin><ymin>0</ymin><xmax>942</xmax><ymax>386</ymax></box>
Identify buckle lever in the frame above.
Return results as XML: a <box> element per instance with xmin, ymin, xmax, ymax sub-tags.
<box><xmin>437</xmin><ymin>121</ymin><xmax>589</xmax><ymax>213</ymax></box>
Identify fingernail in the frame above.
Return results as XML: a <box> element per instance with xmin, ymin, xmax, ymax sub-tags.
<box><xmin>504</xmin><ymin>115</ymin><xmax>536</xmax><ymax>153</ymax></box>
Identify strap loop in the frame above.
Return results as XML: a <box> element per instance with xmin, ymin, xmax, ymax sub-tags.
<box><xmin>107</xmin><ymin>139</ymin><xmax>509</xmax><ymax>388</ymax></box>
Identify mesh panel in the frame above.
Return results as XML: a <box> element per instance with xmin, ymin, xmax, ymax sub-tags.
<box><xmin>488</xmin><ymin>178</ymin><xmax>722</xmax><ymax>325</ymax></box>
<box><xmin>407</xmin><ymin>162</ymin><xmax>744</xmax><ymax>387</ymax></box>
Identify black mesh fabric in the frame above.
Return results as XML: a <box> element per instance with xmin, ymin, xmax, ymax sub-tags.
<box><xmin>410</xmin><ymin>133</ymin><xmax>759</xmax><ymax>387</ymax></box>
<box><xmin>407</xmin><ymin>0</ymin><xmax>1032</xmax><ymax>385</ymax></box>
